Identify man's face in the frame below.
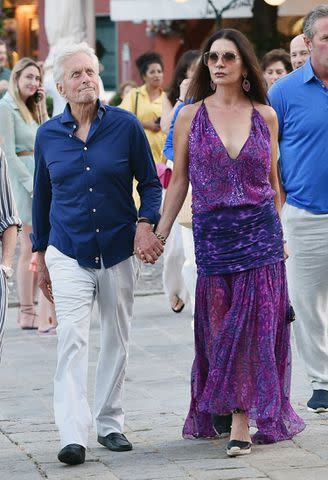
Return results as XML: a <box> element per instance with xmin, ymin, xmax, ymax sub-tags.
<box><xmin>290</xmin><ymin>35</ymin><xmax>309</xmax><ymax>70</ymax></box>
<box><xmin>0</xmin><ymin>45</ymin><xmax>8</xmax><ymax>68</ymax></box>
<box><xmin>305</xmin><ymin>16</ymin><xmax>328</xmax><ymax>73</ymax></box>
<box><xmin>57</xmin><ymin>52</ymin><xmax>99</xmax><ymax>106</ymax></box>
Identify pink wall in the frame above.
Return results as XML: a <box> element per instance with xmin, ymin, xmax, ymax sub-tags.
<box><xmin>117</xmin><ymin>21</ymin><xmax>181</xmax><ymax>87</ymax></box>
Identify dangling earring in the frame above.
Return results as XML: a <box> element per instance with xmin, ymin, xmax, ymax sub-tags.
<box><xmin>210</xmin><ymin>80</ymin><xmax>216</xmax><ymax>91</ymax></box>
<box><xmin>242</xmin><ymin>73</ymin><xmax>250</xmax><ymax>93</ymax></box>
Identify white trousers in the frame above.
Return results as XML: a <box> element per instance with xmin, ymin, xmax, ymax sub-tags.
<box><xmin>181</xmin><ymin>226</ymin><xmax>197</xmax><ymax>315</ymax></box>
<box><xmin>282</xmin><ymin>203</ymin><xmax>328</xmax><ymax>390</ymax></box>
<box><xmin>45</xmin><ymin>246</ymin><xmax>140</xmax><ymax>448</ymax></box>
<box><xmin>162</xmin><ymin>219</ymin><xmax>189</xmax><ymax>304</ymax></box>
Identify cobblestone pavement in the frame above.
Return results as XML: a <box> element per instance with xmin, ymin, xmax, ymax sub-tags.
<box><xmin>1</xmin><ymin>282</ymin><xmax>328</xmax><ymax>479</ymax></box>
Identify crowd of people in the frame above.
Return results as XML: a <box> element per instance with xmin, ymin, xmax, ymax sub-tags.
<box><xmin>0</xmin><ymin>1</ymin><xmax>327</xmax><ymax>468</ymax></box>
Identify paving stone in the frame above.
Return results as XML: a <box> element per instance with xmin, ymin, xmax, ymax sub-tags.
<box><xmin>1</xmin><ymin>295</ymin><xmax>328</xmax><ymax>479</ymax></box>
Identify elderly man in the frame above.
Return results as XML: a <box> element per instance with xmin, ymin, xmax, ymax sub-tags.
<box><xmin>0</xmin><ymin>40</ymin><xmax>10</xmax><ymax>98</ymax></box>
<box><xmin>290</xmin><ymin>34</ymin><xmax>310</xmax><ymax>70</ymax></box>
<box><xmin>269</xmin><ymin>5</ymin><xmax>328</xmax><ymax>413</ymax></box>
<box><xmin>0</xmin><ymin>148</ymin><xmax>21</xmax><ymax>358</ymax></box>
<box><xmin>31</xmin><ymin>42</ymin><xmax>163</xmax><ymax>465</ymax></box>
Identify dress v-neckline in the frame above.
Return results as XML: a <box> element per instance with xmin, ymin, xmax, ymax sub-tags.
<box><xmin>203</xmin><ymin>102</ymin><xmax>255</xmax><ymax>161</ymax></box>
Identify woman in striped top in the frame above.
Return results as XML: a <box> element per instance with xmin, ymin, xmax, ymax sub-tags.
<box><xmin>0</xmin><ymin>147</ymin><xmax>21</xmax><ymax>359</ymax></box>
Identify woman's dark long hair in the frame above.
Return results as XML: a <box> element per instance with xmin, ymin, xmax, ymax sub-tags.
<box><xmin>166</xmin><ymin>50</ymin><xmax>200</xmax><ymax>106</ymax></box>
<box><xmin>187</xmin><ymin>29</ymin><xmax>267</xmax><ymax>105</ymax></box>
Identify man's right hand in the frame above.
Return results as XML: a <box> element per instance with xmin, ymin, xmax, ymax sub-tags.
<box><xmin>37</xmin><ymin>253</ymin><xmax>54</xmax><ymax>303</ymax></box>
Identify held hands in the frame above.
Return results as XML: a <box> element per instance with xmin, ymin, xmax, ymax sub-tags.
<box><xmin>134</xmin><ymin>223</ymin><xmax>165</xmax><ymax>264</ymax></box>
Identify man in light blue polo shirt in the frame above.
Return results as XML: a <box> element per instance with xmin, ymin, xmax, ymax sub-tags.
<box><xmin>269</xmin><ymin>4</ymin><xmax>328</xmax><ymax>413</ymax></box>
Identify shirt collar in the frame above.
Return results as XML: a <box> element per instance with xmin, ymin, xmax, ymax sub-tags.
<box><xmin>60</xmin><ymin>99</ymin><xmax>106</xmax><ymax>125</ymax></box>
<box><xmin>303</xmin><ymin>58</ymin><xmax>317</xmax><ymax>83</ymax></box>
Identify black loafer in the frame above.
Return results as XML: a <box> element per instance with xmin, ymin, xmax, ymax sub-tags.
<box><xmin>97</xmin><ymin>432</ymin><xmax>132</xmax><ymax>452</ymax></box>
<box><xmin>58</xmin><ymin>443</ymin><xmax>85</xmax><ymax>465</ymax></box>
<box><xmin>211</xmin><ymin>414</ymin><xmax>232</xmax><ymax>436</ymax></box>
<box><xmin>227</xmin><ymin>439</ymin><xmax>252</xmax><ymax>457</ymax></box>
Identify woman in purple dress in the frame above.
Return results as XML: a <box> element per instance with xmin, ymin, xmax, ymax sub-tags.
<box><xmin>154</xmin><ymin>29</ymin><xmax>305</xmax><ymax>456</ymax></box>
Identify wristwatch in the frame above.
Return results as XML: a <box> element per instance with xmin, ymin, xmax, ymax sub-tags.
<box><xmin>0</xmin><ymin>264</ymin><xmax>14</xmax><ymax>279</ymax></box>
<box><xmin>137</xmin><ymin>217</ymin><xmax>153</xmax><ymax>225</ymax></box>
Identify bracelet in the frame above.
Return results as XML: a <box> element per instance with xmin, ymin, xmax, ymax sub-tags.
<box><xmin>137</xmin><ymin>217</ymin><xmax>152</xmax><ymax>225</ymax></box>
<box><xmin>176</xmin><ymin>98</ymin><xmax>184</xmax><ymax>103</ymax></box>
<box><xmin>154</xmin><ymin>232</ymin><xmax>167</xmax><ymax>245</ymax></box>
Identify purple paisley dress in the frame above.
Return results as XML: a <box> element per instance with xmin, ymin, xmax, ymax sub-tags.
<box><xmin>182</xmin><ymin>102</ymin><xmax>305</xmax><ymax>444</ymax></box>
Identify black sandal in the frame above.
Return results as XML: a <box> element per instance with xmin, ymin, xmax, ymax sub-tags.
<box><xmin>171</xmin><ymin>296</ymin><xmax>185</xmax><ymax>313</ymax></box>
<box><xmin>227</xmin><ymin>439</ymin><xmax>252</xmax><ymax>456</ymax></box>
<box><xmin>19</xmin><ymin>304</ymin><xmax>38</xmax><ymax>330</ymax></box>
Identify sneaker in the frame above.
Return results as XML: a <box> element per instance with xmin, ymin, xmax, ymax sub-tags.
<box><xmin>307</xmin><ymin>389</ymin><xmax>328</xmax><ymax>413</ymax></box>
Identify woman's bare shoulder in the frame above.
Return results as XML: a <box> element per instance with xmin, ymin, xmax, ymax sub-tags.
<box><xmin>253</xmin><ymin>103</ymin><xmax>277</xmax><ymax>125</ymax></box>
<box><xmin>177</xmin><ymin>100</ymin><xmax>203</xmax><ymax>123</ymax></box>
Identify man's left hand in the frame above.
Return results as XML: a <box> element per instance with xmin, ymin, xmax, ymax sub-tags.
<box><xmin>134</xmin><ymin>223</ymin><xmax>164</xmax><ymax>264</ymax></box>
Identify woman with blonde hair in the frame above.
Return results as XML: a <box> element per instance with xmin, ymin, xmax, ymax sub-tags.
<box><xmin>0</xmin><ymin>57</ymin><xmax>57</xmax><ymax>334</ymax></box>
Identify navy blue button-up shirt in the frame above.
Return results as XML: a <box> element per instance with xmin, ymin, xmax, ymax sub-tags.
<box><xmin>31</xmin><ymin>102</ymin><xmax>162</xmax><ymax>268</ymax></box>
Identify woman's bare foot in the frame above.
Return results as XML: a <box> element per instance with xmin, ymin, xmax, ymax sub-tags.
<box><xmin>230</xmin><ymin>411</ymin><xmax>251</xmax><ymax>442</ymax></box>
<box><xmin>171</xmin><ymin>295</ymin><xmax>185</xmax><ymax>313</ymax></box>
<box><xmin>227</xmin><ymin>411</ymin><xmax>252</xmax><ymax>457</ymax></box>
<box><xmin>19</xmin><ymin>304</ymin><xmax>38</xmax><ymax>330</ymax></box>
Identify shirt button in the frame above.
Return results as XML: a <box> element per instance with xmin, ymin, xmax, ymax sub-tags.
<box><xmin>92</xmin><ymin>208</ymin><xmax>96</xmax><ymax>213</ymax></box>
<box><xmin>89</xmin><ymin>187</ymin><xmax>93</xmax><ymax>192</ymax></box>
<box><xmin>96</xmin><ymin>228</ymin><xmax>99</xmax><ymax>233</ymax></box>
<box><xmin>95</xmin><ymin>257</ymin><xmax>99</xmax><ymax>263</ymax></box>
<box><xmin>69</xmin><ymin>134</ymin><xmax>72</xmax><ymax>138</ymax></box>
<box><xmin>73</xmin><ymin>124</ymin><xmax>77</xmax><ymax>129</ymax></box>
<box><xmin>86</xmin><ymin>166</ymin><xmax>90</xmax><ymax>171</ymax></box>
<box><xmin>84</xmin><ymin>146</ymin><xmax>87</xmax><ymax>151</ymax></box>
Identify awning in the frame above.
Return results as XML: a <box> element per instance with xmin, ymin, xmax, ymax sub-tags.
<box><xmin>110</xmin><ymin>0</ymin><xmax>252</xmax><ymax>22</ymax></box>
<box><xmin>110</xmin><ymin>0</ymin><xmax>320</xmax><ymax>22</ymax></box>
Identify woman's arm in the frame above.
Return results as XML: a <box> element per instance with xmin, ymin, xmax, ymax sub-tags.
<box><xmin>0</xmin><ymin>104</ymin><xmax>34</xmax><ymax>194</ymax></box>
<box><xmin>156</xmin><ymin>105</ymin><xmax>196</xmax><ymax>238</ymax></box>
<box><xmin>259</xmin><ymin>105</ymin><xmax>282</xmax><ymax>214</ymax></box>
<box><xmin>160</xmin><ymin>94</ymin><xmax>175</xmax><ymax>134</ymax></box>
<box><xmin>160</xmin><ymin>79</ymin><xmax>191</xmax><ymax>134</ymax></box>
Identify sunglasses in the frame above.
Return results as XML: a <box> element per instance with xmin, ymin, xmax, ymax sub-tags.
<box><xmin>203</xmin><ymin>51</ymin><xmax>240</xmax><ymax>66</ymax></box>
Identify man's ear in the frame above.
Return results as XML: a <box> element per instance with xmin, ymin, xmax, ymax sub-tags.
<box><xmin>56</xmin><ymin>82</ymin><xmax>65</xmax><ymax>97</ymax></box>
<box><xmin>304</xmin><ymin>36</ymin><xmax>312</xmax><ymax>52</ymax></box>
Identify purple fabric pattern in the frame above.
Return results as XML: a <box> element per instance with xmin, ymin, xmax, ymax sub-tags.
<box><xmin>189</xmin><ymin>103</ymin><xmax>276</xmax><ymax>213</ymax></box>
<box><xmin>183</xmin><ymin>102</ymin><xmax>305</xmax><ymax>443</ymax></box>
<box><xmin>193</xmin><ymin>200</ymin><xmax>284</xmax><ymax>275</ymax></box>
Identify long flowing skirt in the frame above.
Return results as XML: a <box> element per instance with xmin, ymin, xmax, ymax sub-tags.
<box><xmin>182</xmin><ymin>261</ymin><xmax>305</xmax><ymax>444</ymax></box>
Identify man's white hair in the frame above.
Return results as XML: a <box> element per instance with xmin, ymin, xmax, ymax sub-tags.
<box><xmin>53</xmin><ymin>42</ymin><xmax>99</xmax><ymax>84</ymax></box>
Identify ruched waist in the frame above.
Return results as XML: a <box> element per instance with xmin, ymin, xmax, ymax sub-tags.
<box><xmin>193</xmin><ymin>200</ymin><xmax>284</xmax><ymax>275</ymax></box>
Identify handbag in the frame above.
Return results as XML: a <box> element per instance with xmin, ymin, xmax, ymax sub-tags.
<box><xmin>177</xmin><ymin>189</ymin><xmax>192</xmax><ymax>228</ymax></box>
<box><xmin>156</xmin><ymin>163</ymin><xmax>172</xmax><ymax>189</ymax></box>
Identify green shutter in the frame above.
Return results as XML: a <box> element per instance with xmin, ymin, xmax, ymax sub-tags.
<box><xmin>96</xmin><ymin>16</ymin><xmax>117</xmax><ymax>90</ymax></box>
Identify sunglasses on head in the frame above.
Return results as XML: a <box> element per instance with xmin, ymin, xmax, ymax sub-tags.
<box><xmin>203</xmin><ymin>51</ymin><xmax>240</xmax><ymax>66</ymax></box>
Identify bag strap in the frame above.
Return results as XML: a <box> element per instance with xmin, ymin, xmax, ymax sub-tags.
<box><xmin>134</xmin><ymin>89</ymin><xmax>140</xmax><ymax>117</ymax></box>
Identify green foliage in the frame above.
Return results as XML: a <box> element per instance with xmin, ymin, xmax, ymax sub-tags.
<box><xmin>46</xmin><ymin>96</ymin><xmax>53</xmax><ymax>118</ymax></box>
